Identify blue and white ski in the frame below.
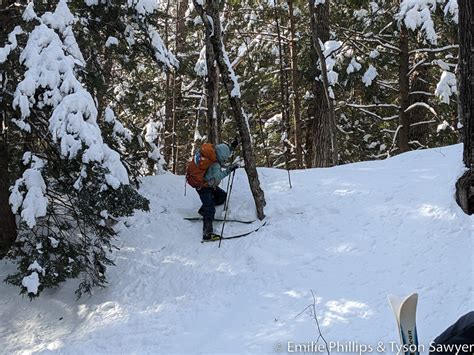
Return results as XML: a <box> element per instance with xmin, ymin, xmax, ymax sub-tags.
<box><xmin>388</xmin><ymin>293</ymin><xmax>419</xmax><ymax>355</ymax></box>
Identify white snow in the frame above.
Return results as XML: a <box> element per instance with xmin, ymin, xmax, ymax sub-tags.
<box><xmin>0</xmin><ymin>26</ymin><xmax>22</xmax><ymax>64</ymax></box>
<box><xmin>13</xmin><ymin>1</ymin><xmax>129</xmax><ymax>192</ymax></box>
<box><xmin>105</xmin><ymin>36</ymin><xmax>119</xmax><ymax>47</ymax></box>
<box><xmin>443</xmin><ymin>0</ymin><xmax>458</xmax><ymax>23</ymax></box>
<box><xmin>28</xmin><ymin>261</ymin><xmax>45</xmax><ymax>276</ymax></box>
<box><xmin>362</xmin><ymin>65</ymin><xmax>378</xmax><ymax>86</ymax></box>
<box><xmin>22</xmin><ymin>2</ymin><xmax>37</xmax><ymax>22</ymax></box>
<box><xmin>397</xmin><ymin>0</ymin><xmax>438</xmax><ymax>44</ymax></box>
<box><xmin>144</xmin><ymin>120</ymin><xmax>165</xmax><ymax>173</ymax></box>
<box><xmin>0</xmin><ymin>144</ymin><xmax>472</xmax><ymax>353</ymax></box>
<box><xmin>346</xmin><ymin>57</ymin><xmax>362</xmax><ymax>74</ymax></box>
<box><xmin>222</xmin><ymin>47</ymin><xmax>241</xmax><ymax>98</ymax></box>
<box><xmin>21</xmin><ymin>272</ymin><xmax>40</xmax><ymax>295</ymax></box>
<box><xmin>147</xmin><ymin>25</ymin><xmax>179</xmax><ymax>69</ymax></box>
<box><xmin>128</xmin><ymin>0</ymin><xmax>160</xmax><ymax>15</ymax></box>
<box><xmin>9</xmin><ymin>154</ymin><xmax>48</xmax><ymax>229</ymax></box>
<box><xmin>437</xmin><ymin>120</ymin><xmax>451</xmax><ymax>132</ymax></box>
<box><xmin>320</xmin><ymin>40</ymin><xmax>342</xmax><ymax>96</ymax></box>
<box><xmin>369</xmin><ymin>49</ymin><xmax>379</xmax><ymax>59</ymax></box>
<box><xmin>435</xmin><ymin>70</ymin><xmax>457</xmax><ymax>104</ymax></box>
<box><xmin>104</xmin><ymin>107</ymin><xmax>133</xmax><ymax>142</ymax></box>
<box><xmin>265</xmin><ymin>113</ymin><xmax>282</xmax><ymax>129</ymax></box>
<box><xmin>194</xmin><ymin>46</ymin><xmax>207</xmax><ymax>77</ymax></box>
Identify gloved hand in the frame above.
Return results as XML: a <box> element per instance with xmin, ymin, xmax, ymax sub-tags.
<box><xmin>228</xmin><ymin>163</ymin><xmax>239</xmax><ymax>172</ymax></box>
<box><xmin>231</xmin><ymin>137</ymin><xmax>239</xmax><ymax>150</ymax></box>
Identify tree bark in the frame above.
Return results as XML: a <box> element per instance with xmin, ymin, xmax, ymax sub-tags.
<box><xmin>0</xmin><ymin>0</ymin><xmax>18</xmax><ymax>258</ymax></box>
<box><xmin>397</xmin><ymin>23</ymin><xmax>411</xmax><ymax>153</ymax></box>
<box><xmin>455</xmin><ymin>0</ymin><xmax>474</xmax><ymax>214</ymax></box>
<box><xmin>408</xmin><ymin>53</ymin><xmax>431</xmax><ymax>146</ymax></box>
<box><xmin>0</xmin><ymin>126</ymin><xmax>16</xmax><ymax>258</ymax></box>
<box><xmin>288</xmin><ymin>0</ymin><xmax>303</xmax><ymax>168</ymax></box>
<box><xmin>273</xmin><ymin>2</ymin><xmax>291</xmax><ymax>169</ymax></box>
<box><xmin>203</xmin><ymin>0</ymin><xmax>221</xmax><ymax>145</ymax></box>
<box><xmin>193</xmin><ymin>0</ymin><xmax>266</xmax><ymax>220</ymax></box>
<box><xmin>163</xmin><ymin>0</ymin><xmax>173</xmax><ymax>166</ymax></box>
<box><xmin>171</xmin><ymin>0</ymin><xmax>188</xmax><ymax>174</ymax></box>
<box><xmin>307</xmin><ymin>0</ymin><xmax>338</xmax><ymax>168</ymax></box>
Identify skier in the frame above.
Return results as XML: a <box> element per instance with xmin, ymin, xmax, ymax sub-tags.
<box><xmin>186</xmin><ymin>139</ymin><xmax>239</xmax><ymax>241</ymax></box>
<box><xmin>429</xmin><ymin>311</ymin><xmax>474</xmax><ymax>355</ymax></box>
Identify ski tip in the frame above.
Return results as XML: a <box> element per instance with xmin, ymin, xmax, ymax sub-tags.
<box><xmin>388</xmin><ymin>292</ymin><xmax>419</xmax><ymax>317</ymax></box>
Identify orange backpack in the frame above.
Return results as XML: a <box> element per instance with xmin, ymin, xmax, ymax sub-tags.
<box><xmin>186</xmin><ymin>143</ymin><xmax>217</xmax><ymax>188</ymax></box>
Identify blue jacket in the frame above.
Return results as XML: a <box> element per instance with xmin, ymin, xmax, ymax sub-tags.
<box><xmin>204</xmin><ymin>144</ymin><xmax>232</xmax><ymax>187</ymax></box>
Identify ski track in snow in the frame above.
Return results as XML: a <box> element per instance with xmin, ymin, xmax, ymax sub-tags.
<box><xmin>0</xmin><ymin>144</ymin><xmax>472</xmax><ymax>354</ymax></box>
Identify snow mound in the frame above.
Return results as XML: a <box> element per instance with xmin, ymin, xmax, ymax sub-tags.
<box><xmin>0</xmin><ymin>144</ymin><xmax>472</xmax><ymax>353</ymax></box>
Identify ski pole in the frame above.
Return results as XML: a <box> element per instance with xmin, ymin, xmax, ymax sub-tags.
<box><xmin>223</xmin><ymin>170</ymin><xmax>232</xmax><ymax>211</ymax></box>
<box><xmin>219</xmin><ymin>168</ymin><xmax>236</xmax><ymax>248</ymax></box>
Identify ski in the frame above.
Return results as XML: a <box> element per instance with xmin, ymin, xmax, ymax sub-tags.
<box><xmin>184</xmin><ymin>216</ymin><xmax>256</xmax><ymax>224</ymax></box>
<box><xmin>388</xmin><ymin>293</ymin><xmax>419</xmax><ymax>355</ymax></box>
<box><xmin>201</xmin><ymin>221</ymin><xmax>267</xmax><ymax>243</ymax></box>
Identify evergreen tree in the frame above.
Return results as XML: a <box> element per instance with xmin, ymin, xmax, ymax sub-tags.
<box><xmin>0</xmin><ymin>0</ymin><xmax>179</xmax><ymax>298</ymax></box>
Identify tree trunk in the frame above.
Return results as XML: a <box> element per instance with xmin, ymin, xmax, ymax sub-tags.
<box><xmin>193</xmin><ymin>0</ymin><xmax>266</xmax><ymax>220</ymax></box>
<box><xmin>0</xmin><ymin>127</ymin><xmax>16</xmax><ymax>258</ymax></box>
<box><xmin>203</xmin><ymin>0</ymin><xmax>221</xmax><ymax>145</ymax></box>
<box><xmin>0</xmin><ymin>0</ymin><xmax>18</xmax><ymax>258</ymax></box>
<box><xmin>273</xmin><ymin>2</ymin><xmax>291</xmax><ymax>169</ymax></box>
<box><xmin>408</xmin><ymin>53</ymin><xmax>431</xmax><ymax>146</ymax></box>
<box><xmin>288</xmin><ymin>0</ymin><xmax>303</xmax><ymax>168</ymax></box>
<box><xmin>307</xmin><ymin>0</ymin><xmax>338</xmax><ymax>168</ymax></box>
<box><xmin>171</xmin><ymin>0</ymin><xmax>188</xmax><ymax>174</ymax></box>
<box><xmin>397</xmin><ymin>23</ymin><xmax>411</xmax><ymax>153</ymax></box>
<box><xmin>163</xmin><ymin>0</ymin><xmax>173</xmax><ymax>166</ymax></box>
<box><xmin>455</xmin><ymin>0</ymin><xmax>474</xmax><ymax>214</ymax></box>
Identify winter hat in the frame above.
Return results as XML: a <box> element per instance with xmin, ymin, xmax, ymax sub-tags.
<box><xmin>215</xmin><ymin>143</ymin><xmax>231</xmax><ymax>163</ymax></box>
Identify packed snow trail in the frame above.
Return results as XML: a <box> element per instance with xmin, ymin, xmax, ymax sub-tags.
<box><xmin>0</xmin><ymin>144</ymin><xmax>472</xmax><ymax>354</ymax></box>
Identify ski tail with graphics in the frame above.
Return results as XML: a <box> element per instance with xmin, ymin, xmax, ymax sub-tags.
<box><xmin>388</xmin><ymin>293</ymin><xmax>419</xmax><ymax>355</ymax></box>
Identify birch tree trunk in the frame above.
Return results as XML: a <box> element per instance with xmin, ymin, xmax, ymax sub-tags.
<box><xmin>193</xmin><ymin>0</ymin><xmax>266</xmax><ymax>220</ymax></box>
<box><xmin>455</xmin><ymin>0</ymin><xmax>474</xmax><ymax>214</ymax></box>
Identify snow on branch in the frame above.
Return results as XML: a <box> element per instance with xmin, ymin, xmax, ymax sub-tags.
<box><xmin>105</xmin><ymin>107</ymin><xmax>133</xmax><ymax>143</ymax></box>
<box><xmin>195</xmin><ymin>45</ymin><xmax>207</xmax><ymax>77</ymax></box>
<box><xmin>409</xmin><ymin>44</ymin><xmax>458</xmax><ymax>55</ymax></box>
<box><xmin>222</xmin><ymin>46</ymin><xmax>241</xmax><ymax>98</ymax></box>
<box><xmin>13</xmin><ymin>1</ymin><xmax>129</xmax><ymax>190</ymax></box>
<box><xmin>404</xmin><ymin>102</ymin><xmax>437</xmax><ymax>116</ymax></box>
<box><xmin>147</xmin><ymin>25</ymin><xmax>179</xmax><ymax>69</ymax></box>
<box><xmin>397</xmin><ymin>0</ymin><xmax>438</xmax><ymax>44</ymax></box>
<box><xmin>0</xmin><ymin>26</ymin><xmax>22</xmax><ymax>64</ymax></box>
<box><xmin>443</xmin><ymin>0</ymin><xmax>458</xmax><ymax>23</ymax></box>
<box><xmin>9</xmin><ymin>153</ymin><xmax>48</xmax><ymax>229</ymax></box>
<box><xmin>127</xmin><ymin>0</ymin><xmax>161</xmax><ymax>15</ymax></box>
<box><xmin>435</xmin><ymin>70</ymin><xmax>457</xmax><ymax>104</ymax></box>
<box><xmin>362</xmin><ymin>65</ymin><xmax>378</xmax><ymax>87</ymax></box>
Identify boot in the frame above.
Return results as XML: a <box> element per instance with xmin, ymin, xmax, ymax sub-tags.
<box><xmin>202</xmin><ymin>219</ymin><xmax>218</xmax><ymax>240</ymax></box>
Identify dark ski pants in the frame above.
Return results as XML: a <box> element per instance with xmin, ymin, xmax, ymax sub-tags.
<box><xmin>197</xmin><ymin>186</ymin><xmax>227</xmax><ymax>221</ymax></box>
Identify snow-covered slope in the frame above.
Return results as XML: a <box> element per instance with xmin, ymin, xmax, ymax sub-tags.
<box><xmin>1</xmin><ymin>144</ymin><xmax>472</xmax><ymax>354</ymax></box>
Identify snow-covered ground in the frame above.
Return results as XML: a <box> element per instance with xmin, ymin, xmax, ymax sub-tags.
<box><xmin>1</xmin><ymin>144</ymin><xmax>472</xmax><ymax>354</ymax></box>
